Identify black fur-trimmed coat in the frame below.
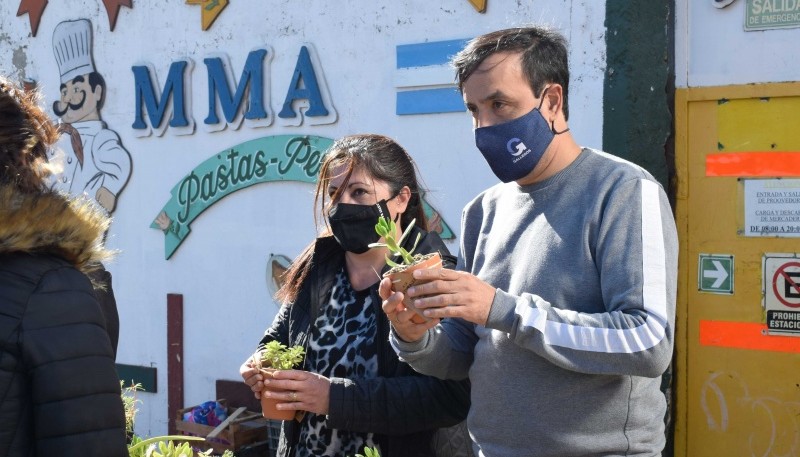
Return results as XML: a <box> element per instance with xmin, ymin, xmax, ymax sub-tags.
<box><xmin>0</xmin><ymin>186</ymin><xmax>128</xmax><ymax>457</ymax></box>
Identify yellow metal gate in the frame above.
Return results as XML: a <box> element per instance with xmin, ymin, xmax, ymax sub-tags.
<box><xmin>674</xmin><ymin>83</ymin><xmax>800</xmax><ymax>457</ymax></box>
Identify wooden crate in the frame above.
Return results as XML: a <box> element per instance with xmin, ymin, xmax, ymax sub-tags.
<box><xmin>175</xmin><ymin>401</ymin><xmax>269</xmax><ymax>454</ymax></box>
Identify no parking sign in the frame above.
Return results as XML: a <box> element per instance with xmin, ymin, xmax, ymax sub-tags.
<box><xmin>763</xmin><ymin>253</ymin><xmax>800</xmax><ymax>335</ymax></box>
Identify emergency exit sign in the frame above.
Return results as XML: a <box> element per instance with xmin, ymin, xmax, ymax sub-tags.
<box><xmin>698</xmin><ymin>254</ymin><xmax>734</xmax><ymax>294</ymax></box>
<box><xmin>745</xmin><ymin>0</ymin><xmax>800</xmax><ymax>31</ymax></box>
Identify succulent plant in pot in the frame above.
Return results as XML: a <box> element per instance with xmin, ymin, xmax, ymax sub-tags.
<box><xmin>369</xmin><ymin>216</ymin><xmax>443</xmax><ymax>324</ymax></box>
<box><xmin>251</xmin><ymin>340</ymin><xmax>305</xmax><ymax>421</ymax></box>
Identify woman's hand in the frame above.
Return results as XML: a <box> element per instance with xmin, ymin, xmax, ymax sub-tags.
<box><xmin>379</xmin><ymin>277</ymin><xmax>438</xmax><ymax>343</ymax></box>
<box><xmin>240</xmin><ymin>355</ymin><xmax>264</xmax><ymax>399</ymax></box>
<box><xmin>262</xmin><ymin>369</ymin><xmax>332</xmax><ymax>415</ymax></box>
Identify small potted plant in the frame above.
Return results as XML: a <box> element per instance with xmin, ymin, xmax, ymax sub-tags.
<box><xmin>369</xmin><ymin>217</ymin><xmax>443</xmax><ymax>323</ymax></box>
<box><xmin>250</xmin><ymin>340</ymin><xmax>305</xmax><ymax>421</ymax></box>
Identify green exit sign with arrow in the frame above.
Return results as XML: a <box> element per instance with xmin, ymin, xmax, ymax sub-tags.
<box><xmin>698</xmin><ymin>254</ymin><xmax>735</xmax><ymax>294</ymax></box>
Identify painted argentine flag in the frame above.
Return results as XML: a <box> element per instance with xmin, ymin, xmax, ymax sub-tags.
<box><xmin>395</xmin><ymin>39</ymin><xmax>471</xmax><ymax>115</ymax></box>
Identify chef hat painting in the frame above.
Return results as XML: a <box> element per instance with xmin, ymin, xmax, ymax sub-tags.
<box><xmin>52</xmin><ymin>19</ymin><xmax>95</xmax><ymax>84</ymax></box>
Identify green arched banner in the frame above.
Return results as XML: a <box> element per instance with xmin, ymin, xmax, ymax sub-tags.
<box><xmin>151</xmin><ymin>135</ymin><xmax>453</xmax><ymax>259</ymax></box>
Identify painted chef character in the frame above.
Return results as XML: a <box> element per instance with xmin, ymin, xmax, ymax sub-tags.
<box><xmin>51</xmin><ymin>19</ymin><xmax>131</xmax><ymax>214</ymax></box>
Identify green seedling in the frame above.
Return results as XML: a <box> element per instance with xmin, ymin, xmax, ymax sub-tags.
<box><xmin>368</xmin><ymin>216</ymin><xmax>421</xmax><ymax>268</ymax></box>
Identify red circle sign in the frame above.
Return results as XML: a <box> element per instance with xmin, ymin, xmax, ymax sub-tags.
<box><xmin>772</xmin><ymin>261</ymin><xmax>800</xmax><ymax>308</ymax></box>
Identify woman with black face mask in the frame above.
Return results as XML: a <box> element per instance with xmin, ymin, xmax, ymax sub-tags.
<box><xmin>240</xmin><ymin>134</ymin><xmax>472</xmax><ymax>457</ymax></box>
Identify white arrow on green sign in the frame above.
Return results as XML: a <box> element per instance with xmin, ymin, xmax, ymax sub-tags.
<box><xmin>698</xmin><ymin>254</ymin><xmax>734</xmax><ymax>294</ymax></box>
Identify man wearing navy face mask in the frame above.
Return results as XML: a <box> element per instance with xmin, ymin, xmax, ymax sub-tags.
<box><xmin>381</xmin><ymin>26</ymin><xmax>678</xmax><ymax>456</ymax></box>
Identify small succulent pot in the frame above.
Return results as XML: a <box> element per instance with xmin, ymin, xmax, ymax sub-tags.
<box><xmin>259</xmin><ymin>368</ymin><xmax>297</xmax><ymax>421</ymax></box>
<box><xmin>384</xmin><ymin>252</ymin><xmax>443</xmax><ymax>324</ymax></box>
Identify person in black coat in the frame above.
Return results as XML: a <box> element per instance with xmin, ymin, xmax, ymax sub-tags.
<box><xmin>0</xmin><ymin>76</ymin><xmax>128</xmax><ymax>457</ymax></box>
<box><xmin>240</xmin><ymin>134</ymin><xmax>472</xmax><ymax>457</ymax></box>
<box><xmin>88</xmin><ymin>264</ymin><xmax>121</xmax><ymax>357</ymax></box>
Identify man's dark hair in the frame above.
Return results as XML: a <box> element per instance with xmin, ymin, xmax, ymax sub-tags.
<box><xmin>452</xmin><ymin>26</ymin><xmax>570</xmax><ymax>120</ymax></box>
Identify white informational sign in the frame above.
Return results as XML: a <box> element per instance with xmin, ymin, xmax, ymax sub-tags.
<box><xmin>762</xmin><ymin>253</ymin><xmax>800</xmax><ymax>336</ymax></box>
<box><xmin>743</xmin><ymin>179</ymin><xmax>800</xmax><ymax>237</ymax></box>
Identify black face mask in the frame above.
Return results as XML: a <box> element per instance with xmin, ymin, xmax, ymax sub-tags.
<box><xmin>328</xmin><ymin>199</ymin><xmax>392</xmax><ymax>254</ymax></box>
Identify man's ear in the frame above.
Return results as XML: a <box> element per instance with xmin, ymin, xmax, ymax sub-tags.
<box><xmin>543</xmin><ymin>84</ymin><xmax>563</xmax><ymax>119</ymax></box>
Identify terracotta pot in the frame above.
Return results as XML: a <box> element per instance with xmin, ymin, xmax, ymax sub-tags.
<box><xmin>384</xmin><ymin>252</ymin><xmax>442</xmax><ymax>324</ymax></box>
<box><xmin>259</xmin><ymin>368</ymin><xmax>296</xmax><ymax>421</ymax></box>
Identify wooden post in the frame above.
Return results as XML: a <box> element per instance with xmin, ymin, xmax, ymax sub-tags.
<box><xmin>167</xmin><ymin>293</ymin><xmax>184</xmax><ymax>435</ymax></box>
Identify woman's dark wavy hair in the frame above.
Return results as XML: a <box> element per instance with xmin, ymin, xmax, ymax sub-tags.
<box><xmin>0</xmin><ymin>76</ymin><xmax>59</xmax><ymax>193</ymax></box>
<box><xmin>452</xmin><ymin>26</ymin><xmax>571</xmax><ymax>120</ymax></box>
<box><xmin>275</xmin><ymin>134</ymin><xmax>428</xmax><ymax>305</ymax></box>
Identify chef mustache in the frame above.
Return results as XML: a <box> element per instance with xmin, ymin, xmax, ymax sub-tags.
<box><xmin>52</xmin><ymin>91</ymin><xmax>86</xmax><ymax>117</ymax></box>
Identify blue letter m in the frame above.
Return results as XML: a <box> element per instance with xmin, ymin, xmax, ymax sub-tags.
<box><xmin>204</xmin><ymin>49</ymin><xmax>268</xmax><ymax>125</ymax></box>
<box><xmin>132</xmin><ymin>61</ymin><xmax>190</xmax><ymax>130</ymax></box>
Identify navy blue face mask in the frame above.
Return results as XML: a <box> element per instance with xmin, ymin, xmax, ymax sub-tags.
<box><xmin>474</xmin><ymin>88</ymin><xmax>569</xmax><ymax>183</ymax></box>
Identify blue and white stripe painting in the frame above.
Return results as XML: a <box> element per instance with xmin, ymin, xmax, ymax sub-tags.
<box><xmin>395</xmin><ymin>38</ymin><xmax>471</xmax><ymax>116</ymax></box>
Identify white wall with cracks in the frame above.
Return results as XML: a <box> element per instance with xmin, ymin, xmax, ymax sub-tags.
<box><xmin>0</xmin><ymin>0</ymin><xmax>607</xmax><ymax>437</ymax></box>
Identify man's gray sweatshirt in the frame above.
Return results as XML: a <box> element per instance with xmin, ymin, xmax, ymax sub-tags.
<box><xmin>392</xmin><ymin>148</ymin><xmax>679</xmax><ymax>457</ymax></box>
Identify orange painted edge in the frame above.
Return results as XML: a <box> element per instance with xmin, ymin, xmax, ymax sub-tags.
<box><xmin>700</xmin><ymin>320</ymin><xmax>800</xmax><ymax>353</ymax></box>
<box><xmin>706</xmin><ymin>152</ymin><xmax>800</xmax><ymax>177</ymax></box>
<box><xmin>468</xmin><ymin>0</ymin><xmax>487</xmax><ymax>13</ymax></box>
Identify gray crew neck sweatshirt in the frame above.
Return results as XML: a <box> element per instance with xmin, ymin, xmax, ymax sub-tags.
<box><xmin>392</xmin><ymin>148</ymin><xmax>678</xmax><ymax>457</ymax></box>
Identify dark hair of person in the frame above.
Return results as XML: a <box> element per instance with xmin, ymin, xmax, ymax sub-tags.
<box><xmin>275</xmin><ymin>133</ymin><xmax>428</xmax><ymax>305</ymax></box>
<box><xmin>0</xmin><ymin>76</ymin><xmax>58</xmax><ymax>193</ymax></box>
<box><xmin>452</xmin><ymin>26</ymin><xmax>571</xmax><ymax>120</ymax></box>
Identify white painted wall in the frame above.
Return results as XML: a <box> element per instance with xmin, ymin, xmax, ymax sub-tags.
<box><xmin>0</xmin><ymin>0</ymin><xmax>606</xmax><ymax>436</ymax></box>
<box><xmin>675</xmin><ymin>0</ymin><xmax>800</xmax><ymax>88</ymax></box>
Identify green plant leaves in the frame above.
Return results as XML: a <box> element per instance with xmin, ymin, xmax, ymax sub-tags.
<box><xmin>127</xmin><ymin>435</ymin><xmax>205</xmax><ymax>457</ymax></box>
<box><xmin>258</xmin><ymin>340</ymin><xmax>305</xmax><ymax>370</ymax></box>
<box><xmin>352</xmin><ymin>445</ymin><xmax>382</xmax><ymax>457</ymax></box>
<box><xmin>124</xmin><ymin>384</ymin><xmax>234</xmax><ymax>457</ymax></box>
<box><xmin>370</xmin><ymin>216</ymin><xmax>420</xmax><ymax>266</ymax></box>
